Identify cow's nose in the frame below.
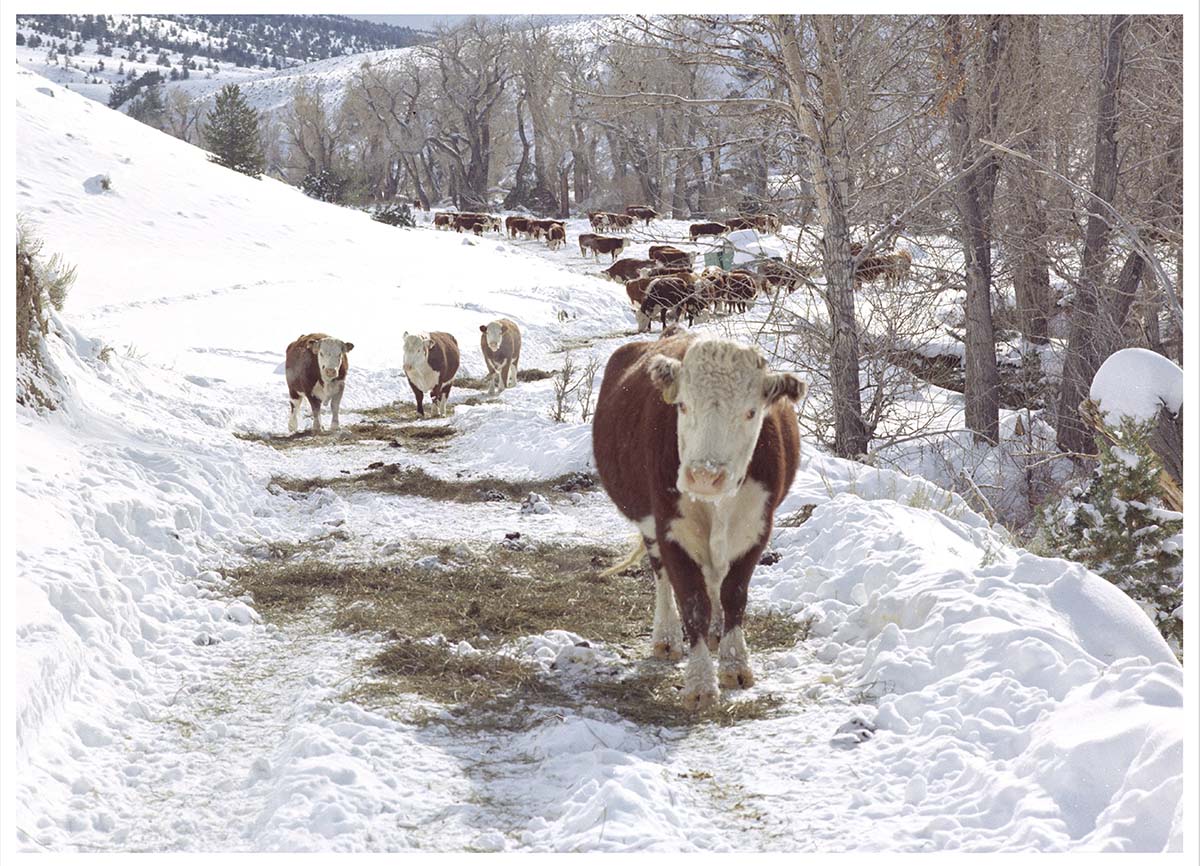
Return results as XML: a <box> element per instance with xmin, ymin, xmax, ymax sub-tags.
<box><xmin>684</xmin><ymin>465</ymin><xmax>729</xmax><ymax>495</ymax></box>
<box><xmin>323</xmin><ymin>368</ymin><xmax>338</xmax><ymax>378</ymax></box>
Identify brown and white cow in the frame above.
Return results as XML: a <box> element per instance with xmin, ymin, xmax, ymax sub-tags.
<box><xmin>402</xmin><ymin>331</ymin><xmax>460</xmax><ymax>417</ymax></box>
<box><xmin>593</xmin><ymin>329</ymin><xmax>804</xmax><ymax>710</ymax></box>
<box><xmin>602</xmin><ymin>257</ymin><xmax>655</xmax><ymax>283</ymax></box>
<box><xmin>433</xmin><ymin>212</ymin><xmax>453</xmax><ymax>230</ymax></box>
<box><xmin>609</xmin><ymin>213</ymin><xmax>634</xmax><ymax>232</ymax></box>
<box><xmin>479</xmin><ymin>319</ymin><xmax>522</xmax><ymax>395</ymax></box>
<box><xmin>588</xmin><ymin>211</ymin><xmax>611</xmax><ymax>231</ymax></box>
<box><xmin>689</xmin><ymin>221</ymin><xmax>729</xmax><ymax>240</ymax></box>
<box><xmin>505</xmin><ymin>215</ymin><xmax>530</xmax><ymax>238</ymax></box>
<box><xmin>648</xmin><ymin>245</ymin><xmax>695</xmax><ymax>269</ymax></box>
<box><xmin>579</xmin><ymin>233</ymin><xmax>626</xmax><ymax>261</ymax></box>
<box><xmin>625</xmin><ymin>205</ymin><xmax>659</xmax><ymax>225</ymax></box>
<box><xmin>285</xmin><ymin>333</ymin><xmax>354</xmax><ymax>434</ymax></box>
<box><xmin>640</xmin><ymin>274</ymin><xmax>705</xmax><ymax>332</ymax></box>
<box><xmin>546</xmin><ymin>223</ymin><xmax>566</xmax><ymax>250</ymax></box>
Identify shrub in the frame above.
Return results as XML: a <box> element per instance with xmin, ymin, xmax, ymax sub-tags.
<box><xmin>1042</xmin><ymin>416</ymin><xmax>1184</xmax><ymax>658</ymax></box>
<box><xmin>16</xmin><ymin>217</ymin><xmax>76</xmax><ymax>357</ymax></box>
<box><xmin>370</xmin><ymin>202</ymin><xmax>415</xmax><ymax>228</ymax></box>
<box><xmin>300</xmin><ymin>168</ymin><xmax>349</xmax><ymax>204</ymax></box>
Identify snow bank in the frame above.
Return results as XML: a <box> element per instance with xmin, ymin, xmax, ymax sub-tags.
<box><xmin>1090</xmin><ymin>348</ymin><xmax>1183</xmax><ymax>425</ymax></box>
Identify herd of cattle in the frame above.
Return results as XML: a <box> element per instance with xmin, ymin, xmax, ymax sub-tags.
<box><xmin>278</xmin><ymin>206</ymin><xmax>920</xmax><ymax>711</ymax></box>
<box><xmin>431</xmin><ymin>205</ymin><xmax>912</xmax><ymax>334</ymax></box>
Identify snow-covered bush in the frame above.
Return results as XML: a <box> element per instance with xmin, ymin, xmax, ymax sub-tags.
<box><xmin>1042</xmin><ymin>414</ymin><xmax>1183</xmax><ymax>658</ymax></box>
<box><xmin>300</xmin><ymin>168</ymin><xmax>349</xmax><ymax>203</ymax></box>
<box><xmin>370</xmin><ymin>202</ymin><xmax>414</xmax><ymax>228</ymax></box>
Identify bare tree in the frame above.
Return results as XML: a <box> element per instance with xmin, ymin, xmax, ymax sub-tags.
<box><xmin>1057</xmin><ymin>14</ymin><xmax>1131</xmax><ymax>455</ymax></box>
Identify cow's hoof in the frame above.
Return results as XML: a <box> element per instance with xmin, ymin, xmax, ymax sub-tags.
<box><xmin>681</xmin><ymin>686</ymin><xmax>718</xmax><ymax>712</ymax></box>
<box><xmin>719</xmin><ymin>666</ymin><xmax>755</xmax><ymax>689</ymax></box>
<box><xmin>652</xmin><ymin>640</ymin><xmax>684</xmax><ymax>661</ymax></box>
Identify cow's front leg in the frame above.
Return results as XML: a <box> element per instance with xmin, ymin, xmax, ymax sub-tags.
<box><xmin>659</xmin><ymin>535</ymin><xmax>717</xmax><ymax>711</ymax></box>
<box><xmin>641</xmin><ymin>525</ymin><xmax>684</xmax><ymax>660</ymax></box>
<box><xmin>307</xmin><ymin>394</ymin><xmax>323</xmax><ymax>434</ymax></box>
<box><xmin>328</xmin><ymin>384</ymin><xmax>343</xmax><ymax>432</ymax></box>
<box><xmin>717</xmin><ymin>546</ymin><xmax>761</xmax><ymax>689</ymax></box>
<box><xmin>410</xmin><ymin>380</ymin><xmax>425</xmax><ymax>417</ymax></box>
<box><xmin>287</xmin><ymin>392</ymin><xmax>303</xmax><ymax>433</ymax></box>
<box><xmin>485</xmin><ymin>359</ymin><xmax>499</xmax><ymax>396</ymax></box>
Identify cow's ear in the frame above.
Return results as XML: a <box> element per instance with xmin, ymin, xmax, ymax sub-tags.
<box><xmin>763</xmin><ymin>371</ymin><xmax>806</xmax><ymax>405</ymax></box>
<box><xmin>342</xmin><ymin>342</ymin><xmax>354</xmax><ymax>353</ymax></box>
<box><xmin>648</xmin><ymin>355</ymin><xmax>683</xmax><ymax>403</ymax></box>
<box><xmin>479</xmin><ymin>325</ymin><xmax>487</xmax><ymax>333</ymax></box>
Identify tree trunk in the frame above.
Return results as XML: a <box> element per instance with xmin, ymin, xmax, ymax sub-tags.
<box><xmin>504</xmin><ymin>94</ymin><xmax>532</xmax><ymax>209</ymax></box>
<box><xmin>1008</xmin><ymin>16</ymin><xmax>1052</xmax><ymax>344</ymax></box>
<box><xmin>559</xmin><ymin>163</ymin><xmax>571</xmax><ymax>219</ymax></box>
<box><xmin>1057</xmin><ymin>14</ymin><xmax>1130</xmax><ymax>455</ymax></box>
<box><xmin>775</xmin><ymin>14</ymin><xmax>868</xmax><ymax>458</ymax></box>
<box><xmin>945</xmin><ymin>14</ymin><xmax>1001</xmax><ymax>445</ymax></box>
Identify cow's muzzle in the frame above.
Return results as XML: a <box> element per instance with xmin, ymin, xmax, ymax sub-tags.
<box><xmin>682</xmin><ymin>464</ymin><xmax>730</xmax><ymax>498</ymax></box>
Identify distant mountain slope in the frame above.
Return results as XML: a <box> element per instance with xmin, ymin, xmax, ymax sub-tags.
<box><xmin>15</xmin><ymin>13</ymin><xmax>427</xmax><ymax>110</ymax></box>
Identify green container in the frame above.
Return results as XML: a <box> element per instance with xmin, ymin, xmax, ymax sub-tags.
<box><xmin>703</xmin><ymin>248</ymin><xmax>735</xmax><ymax>269</ymax></box>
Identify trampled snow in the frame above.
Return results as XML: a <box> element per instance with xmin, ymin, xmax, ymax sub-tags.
<box><xmin>13</xmin><ymin>69</ymin><xmax>1185</xmax><ymax>853</ymax></box>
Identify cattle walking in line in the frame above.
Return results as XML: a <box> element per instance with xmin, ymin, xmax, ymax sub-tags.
<box><xmin>593</xmin><ymin>328</ymin><xmax>804</xmax><ymax>710</ymax></box>
<box><xmin>403</xmin><ymin>331</ymin><xmax>460</xmax><ymax>417</ymax></box>
<box><xmin>479</xmin><ymin>319</ymin><xmax>522</xmax><ymax>395</ymax></box>
<box><xmin>285</xmin><ymin>333</ymin><xmax>354</xmax><ymax>434</ymax></box>
<box><xmin>689</xmin><ymin>221</ymin><xmax>729</xmax><ymax>240</ymax></box>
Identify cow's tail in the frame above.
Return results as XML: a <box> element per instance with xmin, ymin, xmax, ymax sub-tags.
<box><xmin>600</xmin><ymin>535</ymin><xmax>648</xmax><ymax>578</ymax></box>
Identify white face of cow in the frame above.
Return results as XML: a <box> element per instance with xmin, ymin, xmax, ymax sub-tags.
<box><xmin>309</xmin><ymin>337</ymin><xmax>352</xmax><ymax>382</ymax></box>
<box><xmin>483</xmin><ymin>321</ymin><xmax>504</xmax><ymax>352</ymax></box>
<box><xmin>649</xmin><ymin>339</ymin><xmax>806</xmax><ymax>501</ymax></box>
<box><xmin>402</xmin><ymin>331</ymin><xmax>432</xmax><ymax>373</ymax></box>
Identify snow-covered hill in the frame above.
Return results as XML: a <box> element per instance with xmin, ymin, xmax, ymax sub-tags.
<box><xmin>13</xmin><ymin>69</ymin><xmax>1185</xmax><ymax>853</ymax></box>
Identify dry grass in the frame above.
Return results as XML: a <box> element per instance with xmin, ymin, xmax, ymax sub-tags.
<box><xmin>236</xmin><ymin>413</ymin><xmax>458</xmax><ymax>452</ymax></box>
<box><xmin>269</xmin><ymin>464</ymin><xmax>598</xmax><ymax>504</ymax></box>
<box><xmin>229</xmin><ymin>540</ymin><xmax>811</xmax><ymax>729</ymax></box>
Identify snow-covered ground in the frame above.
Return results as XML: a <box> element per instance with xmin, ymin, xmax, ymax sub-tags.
<box><xmin>12</xmin><ymin>69</ymin><xmax>1186</xmax><ymax>853</ymax></box>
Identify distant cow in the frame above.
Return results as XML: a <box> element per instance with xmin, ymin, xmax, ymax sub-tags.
<box><xmin>602</xmin><ymin>257</ymin><xmax>655</xmax><ymax>283</ymax></box>
<box><xmin>641</xmin><ymin>275</ymin><xmax>705</xmax><ymax>332</ymax></box>
<box><xmin>689</xmin><ymin>221</ymin><xmax>729</xmax><ymax>240</ymax></box>
<box><xmin>433</xmin><ymin>212</ymin><xmax>453</xmax><ymax>230</ymax></box>
<box><xmin>592</xmin><ymin>329</ymin><xmax>804</xmax><ymax>710</ymax></box>
<box><xmin>285</xmin><ymin>333</ymin><xmax>354</xmax><ymax>434</ymax></box>
<box><xmin>546</xmin><ymin>223</ymin><xmax>566</xmax><ymax>250</ymax></box>
<box><xmin>506</xmin><ymin>215</ymin><xmax>530</xmax><ymax>238</ymax></box>
<box><xmin>588</xmin><ymin>211</ymin><xmax>612</xmax><ymax>231</ymax></box>
<box><xmin>649</xmin><ymin>245</ymin><xmax>695</xmax><ymax>269</ymax></box>
<box><xmin>527</xmin><ymin>218</ymin><xmax>564</xmax><ymax>239</ymax></box>
<box><xmin>696</xmin><ymin>267</ymin><xmax>728</xmax><ymax>313</ymax></box>
<box><xmin>724</xmin><ymin>271</ymin><xmax>759</xmax><ymax>313</ymax></box>
<box><xmin>402</xmin><ymin>331</ymin><xmax>460</xmax><ymax>417</ymax></box>
<box><xmin>724</xmin><ymin>216</ymin><xmax>755</xmax><ymax>232</ymax></box>
<box><xmin>609</xmin><ymin>213</ymin><xmax>634</xmax><ymax>232</ymax></box>
<box><xmin>452</xmin><ymin>213</ymin><xmax>489</xmax><ymax>233</ymax></box>
<box><xmin>752</xmin><ymin>213</ymin><xmax>781</xmax><ymax>233</ymax></box>
<box><xmin>625</xmin><ymin>275</ymin><xmax>653</xmax><ymax>308</ymax></box>
<box><xmin>600</xmin><ymin>256</ymin><xmax>657</xmax><ymax>283</ymax></box>
<box><xmin>625</xmin><ymin>205</ymin><xmax>659</xmax><ymax>225</ymax></box>
<box><xmin>579</xmin><ymin>233</ymin><xmax>626</xmax><ymax>261</ymax></box>
<box><xmin>479</xmin><ymin>319</ymin><xmax>522</xmax><ymax>395</ymax></box>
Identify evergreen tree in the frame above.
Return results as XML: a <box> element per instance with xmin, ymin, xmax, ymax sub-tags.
<box><xmin>1044</xmin><ymin>413</ymin><xmax>1184</xmax><ymax>657</ymax></box>
<box><xmin>202</xmin><ymin>84</ymin><xmax>265</xmax><ymax>178</ymax></box>
<box><xmin>127</xmin><ymin>84</ymin><xmax>166</xmax><ymax>129</ymax></box>
<box><xmin>17</xmin><ymin>32</ymin><xmax>26</xmax><ymax>46</ymax></box>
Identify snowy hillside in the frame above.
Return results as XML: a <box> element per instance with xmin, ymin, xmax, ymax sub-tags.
<box><xmin>13</xmin><ymin>69</ymin><xmax>1184</xmax><ymax>853</ymax></box>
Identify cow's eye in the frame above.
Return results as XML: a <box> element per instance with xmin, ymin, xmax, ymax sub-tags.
<box><xmin>745</xmin><ymin>409</ymin><xmax>756</xmax><ymax>420</ymax></box>
<box><xmin>679</xmin><ymin>403</ymin><xmax>688</xmax><ymax>414</ymax></box>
